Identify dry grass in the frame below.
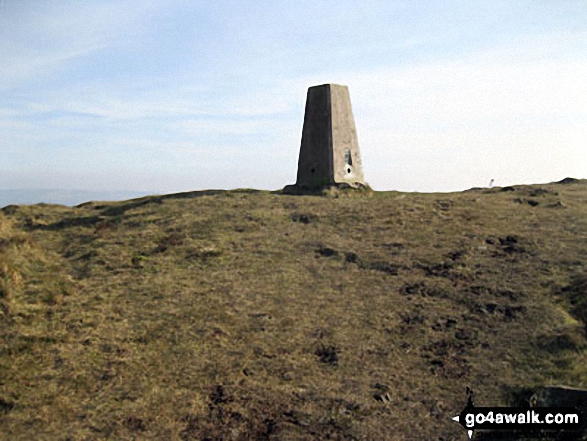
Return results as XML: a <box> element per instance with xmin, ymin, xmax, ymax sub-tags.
<box><xmin>0</xmin><ymin>181</ymin><xmax>586</xmax><ymax>440</ymax></box>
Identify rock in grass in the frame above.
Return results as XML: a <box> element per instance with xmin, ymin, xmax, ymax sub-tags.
<box><xmin>530</xmin><ymin>385</ymin><xmax>587</xmax><ymax>409</ymax></box>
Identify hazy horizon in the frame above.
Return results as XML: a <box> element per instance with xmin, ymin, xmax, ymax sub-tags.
<box><xmin>1</xmin><ymin>1</ymin><xmax>586</xmax><ymax>195</ymax></box>
<box><xmin>0</xmin><ymin>188</ymin><xmax>150</xmax><ymax>207</ymax></box>
<box><xmin>2</xmin><ymin>176</ymin><xmax>583</xmax><ymax>208</ymax></box>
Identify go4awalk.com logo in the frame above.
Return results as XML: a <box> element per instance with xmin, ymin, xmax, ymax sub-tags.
<box><xmin>451</xmin><ymin>389</ymin><xmax>586</xmax><ymax>439</ymax></box>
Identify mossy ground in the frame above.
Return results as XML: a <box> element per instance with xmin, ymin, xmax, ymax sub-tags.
<box><xmin>0</xmin><ymin>181</ymin><xmax>586</xmax><ymax>440</ymax></box>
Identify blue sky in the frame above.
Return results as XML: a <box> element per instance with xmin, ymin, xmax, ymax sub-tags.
<box><xmin>1</xmin><ymin>0</ymin><xmax>586</xmax><ymax>195</ymax></box>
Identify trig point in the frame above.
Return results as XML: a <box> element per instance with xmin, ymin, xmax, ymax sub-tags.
<box><xmin>291</xmin><ymin>84</ymin><xmax>366</xmax><ymax>191</ymax></box>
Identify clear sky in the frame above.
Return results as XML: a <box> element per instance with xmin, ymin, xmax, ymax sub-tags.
<box><xmin>1</xmin><ymin>0</ymin><xmax>586</xmax><ymax>194</ymax></box>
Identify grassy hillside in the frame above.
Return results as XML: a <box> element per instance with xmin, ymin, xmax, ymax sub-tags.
<box><xmin>1</xmin><ymin>180</ymin><xmax>586</xmax><ymax>440</ymax></box>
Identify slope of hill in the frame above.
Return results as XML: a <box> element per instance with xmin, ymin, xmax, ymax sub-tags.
<box><xmin>1</xmin><ymin>180</ymin><xmax>586</xmax><ymax>440</ymax></box>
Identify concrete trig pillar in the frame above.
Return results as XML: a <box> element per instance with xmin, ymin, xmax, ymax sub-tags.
<box><xmin>295</xmin><ymin>84</ymin><xmax>366</xmax><ymax>188</ymax></box>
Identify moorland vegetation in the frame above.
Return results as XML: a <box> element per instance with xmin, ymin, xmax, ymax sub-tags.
<box><xmin>1</xmin><ymin>180</ymin><xmax>586</xmax><ymax>440</ymax></box>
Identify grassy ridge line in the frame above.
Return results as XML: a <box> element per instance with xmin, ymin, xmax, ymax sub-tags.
<box><xmin>0</xmin><ymin>181</ymin><xmax>586</xmax><ymax>440</ymax></box>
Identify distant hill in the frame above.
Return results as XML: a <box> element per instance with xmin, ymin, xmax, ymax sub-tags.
<box><xmin>0</xmin><ymin>180</ymin><xmax>586</xmax><ymax>440</ymax></box>
<box><xmin>0</xmin><ymin>189</ymin><xmax>149</xmax><ymax>208</ymax></box>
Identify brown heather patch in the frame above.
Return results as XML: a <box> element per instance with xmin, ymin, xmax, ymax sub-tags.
<box><xmin>0</xmin><ymin>181</ymin><xmax>586</xmax><ymax>440</ymax></box>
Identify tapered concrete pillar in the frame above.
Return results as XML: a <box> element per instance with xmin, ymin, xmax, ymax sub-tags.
<box><xmin>295</xmin><ymin>84</ymin><xmax>365</xmax><ymax>188</ymax></box>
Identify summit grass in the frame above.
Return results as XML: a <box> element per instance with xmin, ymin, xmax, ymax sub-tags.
<box><xmin>0</xmin><ymin>180</ymin><xmax>586</xmax><ymax>440</ymax></box>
